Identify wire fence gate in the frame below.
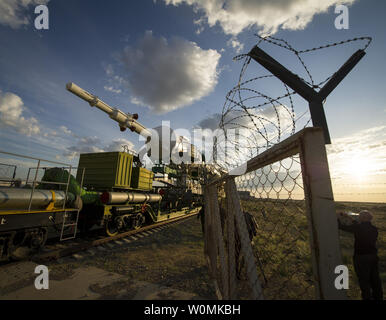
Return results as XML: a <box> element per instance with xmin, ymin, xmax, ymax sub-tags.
<box><xmin>202</xmin><ymin>36</ymin><xmax>371</xmax><ymax>300</ymax></box>
<box><xmin>204</xmin><ymin>128</ymin><xmax>346</xmax><ymax>300</ymax></box>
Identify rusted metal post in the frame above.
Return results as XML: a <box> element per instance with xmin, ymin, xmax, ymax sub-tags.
<box><xmin>203</xmin><ymin>186</ymin><xmax>221</xmax><ymax>298</ymax></box>
<box><xmin>248</xmin><ymin>46</ymin><xmax>366</xmax><ymax>145</ymax></box>
<box><xmin>227</xmin><ymin>178</ymin><xmax>264</xmax><ymax>300</ymax></box>
<box><xmin>209</xmin><ymin>185</ymin><xmax>229</xmax><ymax>299</ymax></box>
<box><xmin>299</xmin><ymin>128</ymin><xmax>347</xmax><ymax>300</ymax></box>
<box><xmin>225</xmin><ymin>182</ymin><xmax>237</xmax><ymax>299</ymax></box>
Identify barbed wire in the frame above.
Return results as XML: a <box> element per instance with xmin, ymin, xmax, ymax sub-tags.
<box><xmin>214</xmin><ymin>35</ymin><xmax>372</xmax><ymax>173</ymax></box>
<box><xmin>210</xmin><ymin>35</ymin><xmax>373</xmax><ymax>300</ymax></box>
<box><xmin>216</xmin><ymin>35</ymin><xmax>372</xmax><ymax>170</ymax></box>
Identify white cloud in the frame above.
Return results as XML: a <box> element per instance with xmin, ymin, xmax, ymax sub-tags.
<box><xmin>196</xmin><ymin>113</ymin><xmax>222</xmax><ymax>130</ymax></box>
<box><xmin>105</xmin><ymin>138</ymin><xmax>135</xmax><ymax>153</ymax></box>
<box><xmin>0</xmin><ymin>156</ymin><xmax>40</xmax><ymax>180</ymax></box>
<box><xmin>0</xmin><ymin>0</ymin><xmax>50</xmax><ymax>29</ymax></box>
<box><xmin>62</xmin><ymin>137</ymin><xmax>136</xmax><ymax>160</ymax></box>
<box><xmin>194</xmin><ymin>18</ymin><xmax>205</xmax><ymax>34</ymax></box>
<box><xmin>62</xmin><ymin>136</ymin><xmax>104</xmax><ymax>160</ymax></box>
<box><xmin>118</xmin><ymin>31</ymin><xmax>221</xmax><ymax>113</ymax></box>
<box><xmin>197</xmin><ymin>105</ymin><xmax>293</xmax><ymax>132</ymax></box>
<box><xmin>60</xmin><ymin>125</ymin><xmax>72</xmax><ymax>136</ymax></box>
<box><xmin>327</xmin><ymin>126</ymin><xmax>386</xmax><ymax>180</ymax></box>
<box><xmin>0</xmin><ymin>91</ymin><xmax>40</xmax><ymax>136</ymax></box>
<box><xmin>164</xmin><ymin>0</ymin><xmax>356</xmax><ymax>36</ymax></box>
<box><xmin>328</xmin><ymin>126</ymin><xmax>386</xmax><ymax>155</ymax></box>
<box><xmin>226</xmin><ymin>37</ymin><xmax>244</xmax><ymax>53</ymax></box>
<box><xmin>104</xmin><ymin>64</ymin><xmax>114</xmax><ymax>77</ymax></box>
<box><xmin>195</xmin><ymin>105</ymin><xmax>295</xmax><ymax>169</ymax></box>
<box><xmin>104</xmin><ymin>86</ymin><xmax>122</xmax><ymax>94</ymax></box>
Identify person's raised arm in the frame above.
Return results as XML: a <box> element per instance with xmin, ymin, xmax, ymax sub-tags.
<box><xmin>337</xmin><ymin>217</ymin><xmax>357</xmax><ymax>233</ymax></box>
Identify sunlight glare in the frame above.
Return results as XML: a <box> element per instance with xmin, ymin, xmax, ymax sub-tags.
<box><xmin>345</xmin><ymin>156</ymin><xmax>375</xmax><ymax>181</ymax></box>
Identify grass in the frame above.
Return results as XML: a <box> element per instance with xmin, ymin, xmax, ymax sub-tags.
<box><xmin>241</xmin><ymin>198</ymin><xmax>386</xmax><ymax>300</ymax></box>
<box><xmin>337</xmin><ymin>202</ymin><xmax>386</xmax><ymax>299</ymax></box>
<box><xmin>241</xmin><ymin>198</ymin><xmax>315</xmax><ymax>299</ymax></box>
<box><xmin>45</xmin><ymin>200</ymin><xmax>385</xmax><ymax>300</ymax></box>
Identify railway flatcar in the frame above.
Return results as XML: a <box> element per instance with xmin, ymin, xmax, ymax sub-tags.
<box><xmin>0</xmin><ymin>83</ymin><xmax>205</xmax><ymax>261</ymax></box>
<box><xmin>69</xmin><ymin>150</ymin><xmax>202</xmax><ymax>236</ymax></box>
<box><xmin>0</xmin><ymin>159</ymin><xmax>83</xmax><ymax>261</ymax></box>
<box><xmin>0</xmin><ymin>149</ymin><xmax>202</xmax><ymax>261</ymax></box>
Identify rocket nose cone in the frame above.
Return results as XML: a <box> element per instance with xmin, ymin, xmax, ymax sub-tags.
<box><xmin>66</xmin><ymin>82</ymin><xmax>74</xmax><ymax>90</ymax></box>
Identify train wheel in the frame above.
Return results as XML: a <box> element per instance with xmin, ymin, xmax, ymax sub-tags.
<box><xmin>105</xmin><ymin>218</ymin><xmax>119</xmax><ymax>237</ymax></box>
<box><xmin>9</xmin><ymin>228</ymin><xmax>46</xmax><ymax>261</ymax></box>
<box><xmin>30</xmin><ymin>228</ymin><xmax>48</xmax><ymax>249</ymax></box>
<box><xmin>133</xmin><ymin>213</ymin><xmax>145</xmax><ymax>230</ymax></box>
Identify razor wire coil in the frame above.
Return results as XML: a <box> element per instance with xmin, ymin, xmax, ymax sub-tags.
<box><xmin>208</xmin><ymin>35</ymin><xmax>372</xmax><ymax>299</ymax></box>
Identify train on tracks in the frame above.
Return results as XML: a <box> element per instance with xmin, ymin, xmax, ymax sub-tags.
<box><xmin>0</xmin><ymin>83</ymin><xmax>205</xmax><ymax>261</ymax></box>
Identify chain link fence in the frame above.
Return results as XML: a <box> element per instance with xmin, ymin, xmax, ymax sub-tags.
<box><xmin>204</xmin><ymin>128</ymin><xmax>346</xmax><ymax>300</ymax></box>
<box><xmin>202</xmin><ymin>35</ymin><xmax>372</xmax><ymax>300</ymax></box>
<box><xmin>235</xmin><ymin>155</ymin><xmax>314</xmax><ymax>299</ymax></box>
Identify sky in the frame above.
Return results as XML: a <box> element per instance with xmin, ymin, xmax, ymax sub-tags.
<box><xmin>0</xmin><ymin>0</ymin><xmax>385</xmax><ymax>202</ymax></box>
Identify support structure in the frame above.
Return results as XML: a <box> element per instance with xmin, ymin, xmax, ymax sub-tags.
<box><xmin>299</xmin><ymin>129</ymin><xmax>346</xmax><ymax>299</ymax></box>
<box><xmin>248</xmin><ymin>47</ymin><xmax>366</xmax><ymax>144</ymax></box>
<box><xmin>204</xmin><ymin>127</ymin><xmax>346</xmax><ymax>299</ymax></box>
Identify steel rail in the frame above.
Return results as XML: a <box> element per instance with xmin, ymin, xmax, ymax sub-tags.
<box><xmin>34</xmin><ymin>209</ymin><xmax>200</xmax><ymax>263</ymax></box>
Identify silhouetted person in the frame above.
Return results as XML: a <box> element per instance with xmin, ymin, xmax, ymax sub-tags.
<box><xmin>338</xmin><ymin>210</ymin><xmax>383</xmax><ymax>300</ymax></box>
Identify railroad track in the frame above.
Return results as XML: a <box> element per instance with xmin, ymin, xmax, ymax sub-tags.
<box><xmin>31</xmin><ymin>209</ymin><xmax>200</xmax><ymax>264</ymax></box>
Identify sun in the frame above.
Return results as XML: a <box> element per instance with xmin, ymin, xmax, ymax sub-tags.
<box><xmin>345</xmin><ymin>156</ymin><xmax>376</xmax><ymax>181</ymax></box>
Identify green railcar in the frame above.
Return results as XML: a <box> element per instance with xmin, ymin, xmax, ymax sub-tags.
<box><xmin>72</xmin><ymin>151</ymin><xmax>199</xmax><ymax>236</ymax></box>
<box><xmin>131</xmin><ymin>167</ymin><xmax>154</xmax><ymax>191</ymax></box>
<box><xmin>77</xmin><ymin>152</ymin><xmax>133</xmax><ymax>190</ymax></box>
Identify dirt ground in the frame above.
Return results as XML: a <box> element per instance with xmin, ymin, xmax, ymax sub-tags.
<box><xmin>1</xmin><ymin>201</ymin><xmax>384</xmax><ymax>300</ymax></box>
<box><xmin>0</xmin><ymin>216</ymin><xmax>217</xmax><ymax>300</ymax></box>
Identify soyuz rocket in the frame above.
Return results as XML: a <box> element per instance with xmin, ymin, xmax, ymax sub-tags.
<box><xmin>66</xmin><ymin>82</ymin><xmax>152</xmax><ymax>139</ymax></box>
<box><xmin>66</xmin><ymin>82</ymin><xmax>201</xmax><ymax>164</ymax></box>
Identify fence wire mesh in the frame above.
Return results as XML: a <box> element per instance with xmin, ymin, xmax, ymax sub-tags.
<box><xmin>204</xmin><ymin>35</ymin><xmax>372</xmax><ymax>300</ymax></box>
<box><xmin>204</xmin><ymin>182</ymin><xmax>265</xmax><ymax>300</ymax></box>
<box><xmin>235</xmin><ymin>155</ymin><xmax>314</xmax><ymax>299</ymax></box>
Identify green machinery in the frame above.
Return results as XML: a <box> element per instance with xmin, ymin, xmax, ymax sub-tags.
<box><xmin>44</xmin><ymin>151</ymin><xmax>166</xmax><ymax>236</ymax></box>
<box><xmin>70</xmin><ymin>151</ymin><xmax>199</xmax><ymax>236</ymax></box>
<box><xmin>64</xmin><ymin>83</ymin><xmax>204</xmax><ymax>235</ymax></box>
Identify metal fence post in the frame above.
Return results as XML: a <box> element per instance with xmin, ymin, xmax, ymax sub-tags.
<box><xmin>225</xmin><ymin>181</ymin><xmax>237</xmax><ymax>299</ymax></box>
<box><xmin>299</xmin><ymin>128</ymin><xmax>347</xmax><ymax>300</ymax></box>
<box><xmin>209</xmin><ymin>185</ymin><xmax>229</xmax><ymax>299</ymax></box>
<box><xmin>227</xmin><ymin>178</ymin><xmax>264</xmax><ymax>300</ymax></box>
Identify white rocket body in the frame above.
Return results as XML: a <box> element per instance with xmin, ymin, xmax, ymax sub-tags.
<box><xmin>66</xmin><ymin>82</ymin><xmax>151</xmax><ymax>138</ymax></box>
<box><xmin>66</xmin><ymin>82</ymin><xmax>202</xmax><ymax>164</ymax></box>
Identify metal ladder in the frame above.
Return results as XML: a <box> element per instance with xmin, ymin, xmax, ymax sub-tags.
<box><xmin>60</xmin><ymin>167</ymin><xmax>85</xmax><ymax>241</ymax></box>
<box><xmin>60</xmin><ymin>209</ymin><xmax>80</xmax><ymax>241</ymax></box>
